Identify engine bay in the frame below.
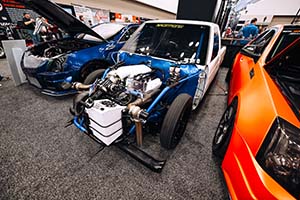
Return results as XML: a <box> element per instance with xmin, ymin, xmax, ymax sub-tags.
<box><xmin>72</xmin><ymin>64</ymin><xmax>172</xmax><ymax>145</ymax></box>
<box><xmin>22</xmin><ymin>38</ymin><xmax>98</xmax><ymax>71</ymax></box>
<box><xmin>75</xmin><ymin>64</ymin><xmax>164</xmax><ymax>109</ymax></box>
<box><xmin>29</xmin><ymin>39</ymin><xmax>97</xmax><ymax>58</ymax></box>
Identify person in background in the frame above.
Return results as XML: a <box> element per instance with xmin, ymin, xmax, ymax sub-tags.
<box><xmin>222</xmin><ymin>27</ymin><xmax>233</xmax><ymax>38</ymax></box>
<box><xmin>22</xmin><ymin>12</ymin><xmax>39</xmax><ymax>44</ymax></box>
<box><xmin>95</xmin><ymin>11</ymin><xmax>105</xmax><ymax>24</ymax></box>
<box><xmin>79</xmin><ymin>15</ymin><xmax>86</xmax><ymax>24</ymax></box>
<box><xmin>48</xmin><ymin>25</ymin><xmax>62</xmax><ymax>40</ymax></box>
<box><xmin>34</xmin><ymin>16</ymin><xmax>53</xmax><ymax>42</ymax></box>
<box><xmin>239</xmin><ymin>18</ymin><xmax>259</xmax><ymax>45</ymax></box>
<box><xmin>34</xmin><ymin>16</ymin><xmax>52</xmax><ymax>35</ymax></box>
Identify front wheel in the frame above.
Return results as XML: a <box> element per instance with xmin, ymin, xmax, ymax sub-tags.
<box><xmin>83</xmin><ymin>69</ymin><xmax>105</xmax><ymax>84</ymax></box>
<box><xmin>160</xmin><ymin>93</ymin><xmax>192</xmax><ymax>149</ymax></box>
<box><xmin>212</xmin><ymin>98</ymin><xmax>238</xmax><ymax>160</ymax></box>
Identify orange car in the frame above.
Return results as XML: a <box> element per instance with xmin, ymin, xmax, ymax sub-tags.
<box><xmin>212</xmin><ymin>24</ymin><xmax>300</xmax><ymax>199</ymax></box>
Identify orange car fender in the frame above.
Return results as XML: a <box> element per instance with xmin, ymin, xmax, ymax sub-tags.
<box><xmin>228</xmin><ymin>54</ymin><xmax>256</xmax><ymax>105</ymax></box>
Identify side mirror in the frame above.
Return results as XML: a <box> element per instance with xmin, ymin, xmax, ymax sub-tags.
<box><xmin>240</xmin><ymin>45</ymin><xmax>260</xmax><ymax>63</ymax></box>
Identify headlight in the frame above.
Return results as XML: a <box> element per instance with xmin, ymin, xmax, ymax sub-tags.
<box><xmin>47</xmin><ymin>55</ymin><xmax>67</xmax><ymax>72</ymax></box>
<box><xmin>256</xmin><ymin>117</ymin><xmax>300</xmax><ymax>199</ymax></box>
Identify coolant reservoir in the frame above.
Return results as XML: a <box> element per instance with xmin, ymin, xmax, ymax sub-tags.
<box><xmin>86</xmin><ymin>99</ymin><xmax>126</xmax><ymax>145</ymax></box>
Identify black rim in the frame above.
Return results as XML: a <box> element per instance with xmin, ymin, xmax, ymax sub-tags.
<box><xmin>214</xmin><ymin>103</ymin><xmax>236</xmax><ymax>147</ymax></box>
<box><xmin>171</xmin><ymin>105</ymin><xmax>191</xmax><ymax>148</ymax></box>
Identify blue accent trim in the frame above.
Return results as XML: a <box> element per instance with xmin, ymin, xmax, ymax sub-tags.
<box><xmin>110</xmin><ymin>52</ymin><xmax>118</xmax><ymax>64</ymax></box>
<box><xmin>128</xmin><ymin>90</ymin><xmax>144</xmax><ymax>98</ymax></box>
<box><xmin>74</xmin><ymin>116</ymin><xmax>88</xmax><ymax>132</ymax></box>
<box><xmin>129</xmin><ymin>125</ymin><xmax>135</xmax><ymax>135</ymax></box>
<box><xmin>102</xmin><ymin>68</ymin><xmax>111</xmax><ymax>80</ymax></box>
<box><xmin>129</xmin><ymin>86</ymin><xmax>170</xmax><ymax>135</ymax></box>
<box><xmin>146</xmin><ymin>87</ymin><xmax>170</xmax><ymax>113</ymax></box>
<box><xmin>196</xmin><ymin>33</ymin><xmax>204</xmax><ymax>59</ymax></box>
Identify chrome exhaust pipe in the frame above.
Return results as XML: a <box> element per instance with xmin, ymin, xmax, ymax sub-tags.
<box><xmin>72</xmin><ymin>82</ymin><xmax>91</xmax><ymax>90</ymax></box>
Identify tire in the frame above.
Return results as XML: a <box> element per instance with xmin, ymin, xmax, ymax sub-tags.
<box><xmin>160</xmin><ymin>93</ymin><xmax>193</xmax><ymax>149</ymax></box>
<box><xmin>83</xmin><ymin>69</ymin><xmax>105</xmax><ymax>84</ymax></box>
<box><xmin>0</xmin><ymin>46</ymin><xmax>5</xmax><ymax>59</ymax></box>
<box><xmin>212</xmin><ymin>98</ymin><xmax>238</xmax><ymax>160</ymax></box>
<box><xmin>73</xmin><ymin>91</ymin><xmax>90</xmax><ymax>116</ymax></box>
<box><xmin>225</xmin><ymin>68</ymin><xmax>231</xmax><ymax>83</ymax></box>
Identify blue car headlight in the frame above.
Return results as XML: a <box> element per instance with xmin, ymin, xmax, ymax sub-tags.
<box><xmin>256</xmin><ymin>117</ymin><xmax>300</xmax><ymax>198</ymax></box>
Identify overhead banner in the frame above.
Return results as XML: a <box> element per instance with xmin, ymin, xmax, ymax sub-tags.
<box><xmin>73</xmin><ymin>4</ymin><xmax>93</xmax><ymax>25</ymax></box>
<box><xmin>90</xmin><ymin>8</ymin><xmax>110</xmax><ymax>24</ymax></box>
<box><xmin>73</xmin><ymin>4</ymin><xmax>109</xmax><ymax>26</ymax></box>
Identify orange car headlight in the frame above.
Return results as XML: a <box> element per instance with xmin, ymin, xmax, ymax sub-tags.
<box><xmin>256</xmin><ymin>117</ymin><xmax>300</xmax><ymax>199</ymax></box>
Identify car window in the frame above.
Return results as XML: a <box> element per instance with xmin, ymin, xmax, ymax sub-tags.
<box><xmin>119</xmin><ymin>26</ymin><xmax>139</xmax><ymax>42</ymax></box>
<box><xmin>267</xmin><ymin>28</ymin><xmax>300</xmax><ymax>62</ymax></box>
<box><xmin>211</xmin><ymin>27</ymin><xmax>220</xmax><ymax>61</ymax></box>
<box><xmin>122</xmin><ymin>23</ymin><xmax>210</xmax><ymax>64</ymax></box>
<box><xmin>242</xmin><ymin>29</ymin><xmax>276</xmax><ymax>56</ymax></box>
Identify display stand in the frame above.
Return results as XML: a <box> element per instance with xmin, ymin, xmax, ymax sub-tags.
<box><xmin>2</xmin><ymin>40</ymin><xmax>27</xmax><ymax>86</ymax></box>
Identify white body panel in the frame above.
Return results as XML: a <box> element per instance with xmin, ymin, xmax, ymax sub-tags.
<box><xmin>86</xmin><ymin>99</ymin><xmax>126</xmax><ymax>145</ymax></box>
<box><xmin>83</xmin><ymin>23</ymin><xmax>125</xmax><ymax>42</ymax></box>
<box><xmin>108</xmin><ymin>64</ymin><xmax>151</xmax><ymax>80</ymax></box>
<box><xmin>192</xmin><ymin>23</ymin><xmax>226</xmax><ymax>109</ymax></box>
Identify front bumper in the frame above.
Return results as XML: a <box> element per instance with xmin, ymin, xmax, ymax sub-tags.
<box><xmin>221</xmin><ymin>128</ymin><xmax>295</xmax><ymax>200</ymax></box>
<box><xmin>23</xmin><ymin>67</ymin><xmax>77</xmax><ymax>96</ymax></box>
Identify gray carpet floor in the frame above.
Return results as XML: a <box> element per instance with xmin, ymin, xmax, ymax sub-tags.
<box><xmin>0</xmin><ymin>58</ymin><xmax>229</xmax><ymax>199</ymax></box>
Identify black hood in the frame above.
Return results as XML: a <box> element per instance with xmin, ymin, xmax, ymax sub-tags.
<box><xmin>17</xmin><ymin>0</ymin><xmax>104</xmax><ymax>40</ymax></box>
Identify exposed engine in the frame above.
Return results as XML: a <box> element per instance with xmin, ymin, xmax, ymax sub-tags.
<box><xmin>30</xmin><ymin>39</ymin><xmax>95</xmax><ymax>58</ymax></box>
<box><xmin>75</xmin><ymin>64</ymin><xmax>163</xmax><ymax>107</ymax></box>
<box><xmin>73</xmin><ymin>64</ymin><xmax>164</xmax><ymax>145</ymax></box>
<box><xmin>22</xmin><ymin>39</ymin><xmax>96</xmax><ymax>70</ymax></box>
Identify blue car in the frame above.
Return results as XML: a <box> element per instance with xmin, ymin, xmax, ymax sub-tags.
<box><xmin>19</xmin><ymin>0</ymin><xmax>139</xmax><ymax>96</ymax></box>
<box><xmin>70</xmin><ymin>20</ymin><xmax>226</xmax><ymax>171</ymax></box>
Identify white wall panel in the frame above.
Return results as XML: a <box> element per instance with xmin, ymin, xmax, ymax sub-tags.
<box><xmin>54</xmin><ymin>0</ymin><xmax>176</xmax><ymax>19</ymax></box>
<box><xmin>136</xmin><ymin>0</ymin><xmax>178</xmax><ymax>13</ymax></box>
<box><xmin>241</xmin><ymin>0</ymin><xmax>300</xmax><ymax>16</ymax></box>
